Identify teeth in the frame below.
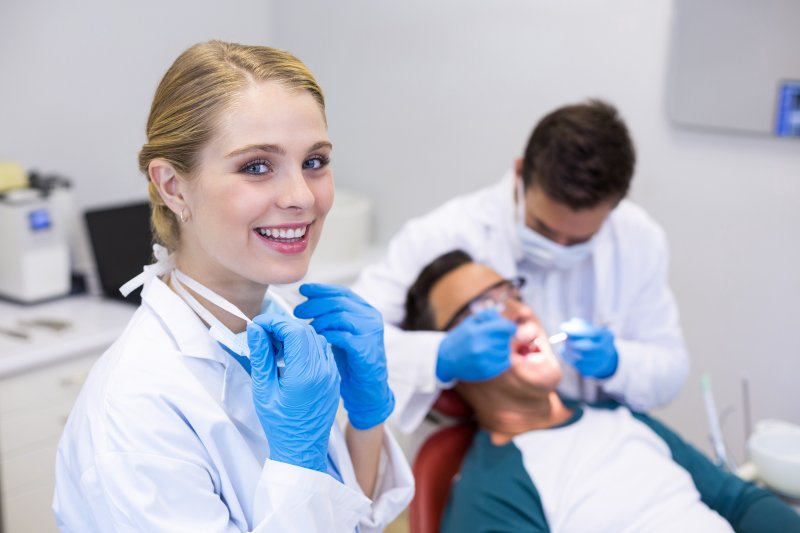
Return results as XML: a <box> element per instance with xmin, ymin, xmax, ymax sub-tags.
<box><xmin>258</xmin><ymin>226</ymin><xmax>307</xmax><ymax>239</ymax></box>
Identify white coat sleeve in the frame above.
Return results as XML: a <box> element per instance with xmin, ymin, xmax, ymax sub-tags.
<box><xmin>600</xmin><ymin>228</ymin><xmax>689</xmax><ymax>411</ymax></box>
<box><xmin>80</xmin><ymin>451</ymin><xmax>370</xmax><ymax>533</ymax></box>
<box><xmin>334</xmin><ymin>425</ymin><xmax>416</xmax><ymax>532</ymax></box>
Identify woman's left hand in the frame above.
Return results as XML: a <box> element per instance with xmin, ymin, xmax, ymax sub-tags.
<box><xmin>294</xmin><ymin>283</ymin><xmax>395</xmax><ymax>430</ymax></box>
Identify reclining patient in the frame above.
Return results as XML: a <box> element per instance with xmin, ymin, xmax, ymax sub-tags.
<box><xmin>402</xmin><ymin>250</ymin><xmax>800</xmax><ymax>532</ymax></box>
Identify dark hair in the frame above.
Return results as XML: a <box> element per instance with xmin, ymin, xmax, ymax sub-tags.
<box><xmin>402</xmin><ymin>250</ymin><xmax>474</xmax><ymax>331</ymax></box>
<box><xmin>521</xmin><ymin>99</ymin><xmax>635</xmax><ymax>209</ymax></box>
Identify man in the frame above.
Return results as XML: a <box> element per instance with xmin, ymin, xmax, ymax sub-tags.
<box><xmin>403</xmin><ymin>250</ymin><xmax>800</xmax><ymax>532</ymax></box>
<box><xmin>353</xmin><ymin>99</ymin><xmax>688</xmax><ymax>434</ymax></box>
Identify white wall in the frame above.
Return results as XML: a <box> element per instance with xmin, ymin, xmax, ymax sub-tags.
<box><xmin>0</xmin><ymin>0</ymin><xmax>274</xmax><ymax>210</ymax></box>
<box><xmin>268</xmin><ymin>0</ymin><xmax>800</xmax><ymax>461</ymax></box>
<box><xmin>2</xmin><ymin>0</ymin><xmax>798</xmax><ymax>462</ymax></box>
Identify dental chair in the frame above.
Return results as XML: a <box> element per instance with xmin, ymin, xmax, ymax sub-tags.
<box><xmin>409</xmin><ymin>390</ymin><xmax>477</xmax><ymax>533</ymax></box>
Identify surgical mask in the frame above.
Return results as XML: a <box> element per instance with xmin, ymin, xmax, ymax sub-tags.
<box><xmin>120</xmin><ymin>244</ymin><xmax>285</xmax><ymax>365</ymax></box>
<box><xmin>515</xmin><ymin>181</ymin><xmax>594</xmax><ymax>270</ymax></box>
<box><xmin>171</xmin><ymin>269</ymin><xmax>256</xmax><ymax>358</ymax></box>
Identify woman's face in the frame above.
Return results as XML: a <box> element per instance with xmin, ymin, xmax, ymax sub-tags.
<box><xmin>176</xmin><ymin>81</ymin><xmax>333</xmax><ymax>290</ymax></box>
<box><xmin>431</xmin><ymin>263</ymin><xmax>563</xmax><ymax>393</ymax></box>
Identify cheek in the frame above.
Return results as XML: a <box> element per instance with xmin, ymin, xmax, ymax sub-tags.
<box><xmin>312</xmin><ymin>175</ymin><xmax>335</xmax><ymax>218</ymax></box>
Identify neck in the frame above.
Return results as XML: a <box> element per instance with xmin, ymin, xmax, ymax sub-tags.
<box><xmin>471</xmin><ymin>391</ymin><xmax>573</xmax><ymax>445</ymax></box>
<box><xmin>171</xmin><ymin>256</ymin><xmax>267</xmax><ymax>333</ymax></box>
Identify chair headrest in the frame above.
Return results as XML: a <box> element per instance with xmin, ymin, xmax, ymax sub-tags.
<box><xmin>432</xmin><ymin>389</ymin><xmax>473</xmax><ymax>419</ymax></box>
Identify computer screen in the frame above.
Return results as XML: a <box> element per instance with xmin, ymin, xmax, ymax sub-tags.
<box><xmin>84</xmin><ymin>201</ymin><xmax>153</xmax><ymax>304</ymax></box>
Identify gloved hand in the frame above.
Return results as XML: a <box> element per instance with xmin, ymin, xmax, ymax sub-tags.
<box><xmin>247</xmin><ymin>312</ymin><xmax>341</xmax><ymax>472</ymax></box>
<box><xmin>560</xmin><ymin>317</ymin><xmax>619</xmax><ymax>379</ymax></box>
<box><xmin>436</xmin><ymin>308</ymin><xmax>516</xmax><ymax>383</ymax></box>
<box><xmin>294</xmin><ymin>283</ymin><xmax>395</xmax><ymax>430</ymax></box>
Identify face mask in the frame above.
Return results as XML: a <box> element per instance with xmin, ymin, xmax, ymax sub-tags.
<box><xmin>516</xmin><ymin>181</ymin><xmax>594</xmax><ymax>270</ymax></box>
<box><xmin>171</xmin><ymin>269</ymin><xmax>256</xmax><ymax>358</ymax></box>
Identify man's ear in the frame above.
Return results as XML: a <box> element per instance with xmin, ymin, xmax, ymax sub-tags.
<box><xmin>514</xmin><ymin>157</ymin><xmax>523</xmax><ymax>182</ymax></box>
<box><xmin>148</xmin><ymin>159</ymin><xmax>186</xmax><ymax>216</ymax></box>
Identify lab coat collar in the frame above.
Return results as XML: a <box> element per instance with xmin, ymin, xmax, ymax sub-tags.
<box><xmin>140</xmin><ymin>275</ymin><xmax>229</xmax><ymax>366</ymax></box>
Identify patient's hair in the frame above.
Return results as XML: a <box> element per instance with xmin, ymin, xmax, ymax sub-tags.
<box><xmin>521</xmin><ymin>99</ymin><xmax>635</xmax><ymax>209</ymax></box>
<box><xmin>402</xmin><ymin>250</ymin><xmax>473</xmax><ymax>331</ymax></box>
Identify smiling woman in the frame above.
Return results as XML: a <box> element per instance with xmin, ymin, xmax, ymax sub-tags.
<box><xmin>52</xmin><ymin>41</ymin><xmax>412</xmax><ymax>532</ymax></box>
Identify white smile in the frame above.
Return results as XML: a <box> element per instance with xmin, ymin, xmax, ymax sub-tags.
<box><xmin>256</xmin><ymin>225</ymin><xmax>308</xmax><ymax>241</ymax></box>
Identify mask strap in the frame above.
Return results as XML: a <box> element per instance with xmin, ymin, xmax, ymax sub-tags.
<box><xmin>172</xmin><ymin>269</ymin><xmax>253</xmax><ymax>326</ymax></box>
<box><xmin>119</xmin><ymin>244</ymin><xmax>175</xmax><ymax>297</ymax></box>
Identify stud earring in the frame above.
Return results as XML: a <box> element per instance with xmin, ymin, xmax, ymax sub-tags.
<box><xmin>179</xmin><ymin>209</ymin><xmax>189</xmax><ymax>223</ymax></box>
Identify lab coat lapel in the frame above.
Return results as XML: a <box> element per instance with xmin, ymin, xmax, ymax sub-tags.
<box><xmin>220</xmin><ymin>360</ymin><xmax>266</xmax><ymax>448</ymax></box>
<box><xmin>592</xmin><ymin>217</ymin><xmax>619</xmax><ymax>330</ymax></box>
<box><xmin>143</xmin><ymin>276</ymin><xmax>265</xmax><ymax>444</ymax></box>
<box><xmin>141</xmin><ymin>276</ymin><xmax>227</xmax><ymax>364</ymax></box>
<box><xmin>485</xmin><ymin>171</ymin><xmax>521</xmax><ymax>279</ymax></box>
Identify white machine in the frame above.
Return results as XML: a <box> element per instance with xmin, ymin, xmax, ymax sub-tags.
<box><xmin>0</xmin><ymin>188</ymin><xmax>71</xmax><ymax>303</ymax></box>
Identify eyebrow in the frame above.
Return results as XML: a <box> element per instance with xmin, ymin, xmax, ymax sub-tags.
<box><xmin>225</xmin><ymin>141</ymin><xmax>332</xmax><ymax>158</ymax></box>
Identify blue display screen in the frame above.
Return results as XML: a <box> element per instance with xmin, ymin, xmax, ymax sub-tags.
<box><xmin>775</xmin><ymin>81</ymin><xmax>800</xmax><ymax>137</ymax></box>
<box><xmin>28</xmin><ymin>209</ymin><xmax>52</xmax><ymax>231</ymax></box>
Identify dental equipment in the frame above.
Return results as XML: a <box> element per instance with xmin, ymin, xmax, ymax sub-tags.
<box><xmin>702</xmin><ymin>374</ymin><xmax>735</xmax><ymax>471</ymax></box>
<box><xmin>532</xmin><ymin>331</ymin><xmax>567</xmax><ymax>349</ymax></box>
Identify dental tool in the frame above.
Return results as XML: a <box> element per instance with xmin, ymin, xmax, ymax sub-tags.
<box><xmin>702</xmin><ymin>374</ymin><xmax>735</xmax><ymax>471</ymax></box>
<box><xmin>531</xmin><ymin>331</ymin><xmax>568</xmax><ymax>349</ymax></box>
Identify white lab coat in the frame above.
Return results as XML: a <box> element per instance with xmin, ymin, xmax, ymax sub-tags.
<box><xmin>352</xmin><ymin>171</ymin><xmax>689</xmax><ymax>433</ymax></box>
<box><xmin>53</xmin><ymin>275</ymin><xmax>414</xmax><ymax>532</ymax></box>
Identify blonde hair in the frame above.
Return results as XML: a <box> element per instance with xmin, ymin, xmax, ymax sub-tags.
<box><xmin>138</xmin><ymin>40</ymin><xmax>326</xmax><ymax>250</ymax></box>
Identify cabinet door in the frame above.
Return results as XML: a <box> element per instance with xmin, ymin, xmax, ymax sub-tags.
<box><xmin>0</xmin><ymin>353</ymin><xmax>100</xmax><ymax>533</ymax></box>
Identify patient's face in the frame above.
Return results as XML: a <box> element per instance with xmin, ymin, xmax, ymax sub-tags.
<box><xmin>430</xmin><ymin>263</ymin><xmax>563</xmax><ymax>393</ymax></box>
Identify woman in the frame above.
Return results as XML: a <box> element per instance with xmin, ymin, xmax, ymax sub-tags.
<box><xmin>53</xmin><ymin>41</ymin><xmax>412</xmax><ymax>532</ymax></box>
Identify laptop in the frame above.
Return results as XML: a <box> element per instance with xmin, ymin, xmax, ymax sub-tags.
<box><xmin>84</xmin><ymin>201</ymin><xmax>153</xmax><ymax>304</ymax></box>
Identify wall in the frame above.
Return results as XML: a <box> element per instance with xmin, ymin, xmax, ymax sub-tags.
<box><xmin>2</xmin><ymin>0</ymin><xmax>798</xmax><ymax>462</ymax></box>
<box><xmin>268</xmin><ymin>0</ymin><xmax>800</xmax><ymax>461</ymax></box>
<box><xmin>0</xmin><ymin>0</ymin><xmax>274</xmax><ymax>209</ymax></box>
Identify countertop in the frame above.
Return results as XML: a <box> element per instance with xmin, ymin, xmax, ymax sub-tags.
<box><xmin>0</xmin><ymin>296</ymin><xmax>136</xmax><ymax>379</ymax></box>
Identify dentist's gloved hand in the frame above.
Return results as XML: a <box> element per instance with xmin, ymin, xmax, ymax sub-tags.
<box><xmin>294</xmin><ymin>283</ymin><xmax>395</xmax><ymax>430</ymax></box>
<box><xmin>436</xmin><ymin>309</ymin><xmax>516</xmax><ymax>383</ymax></box>
<box><xmin>560</xmin><ymin>317</ymin><xmax>618</xmax><ymax>379</ymax></box>
<box><xmin>247</xmin><ymin>312</ymin><xmax>340</xmax><ymax>472</ymax></box>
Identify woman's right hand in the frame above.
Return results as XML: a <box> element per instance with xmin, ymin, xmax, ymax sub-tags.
<box><xmin>247</xmin><ymin>312</ymin><xmax>341</xmax><ymax>473</ymax></box>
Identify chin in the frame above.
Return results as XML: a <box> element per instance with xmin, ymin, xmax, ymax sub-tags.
<box><xmin>510</xmin><ymin>349</ymin><xmax>563</xmax><ymax>389</ymax></box>
<box><xmin>246</xmin><ymin>254</ymin><xmax>312</xmax><ymax>286</ymax></box>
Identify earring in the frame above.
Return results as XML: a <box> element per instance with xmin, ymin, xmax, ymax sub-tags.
<box><xmin>179</xmin><ymin>209</ymin><xmax>188</xmax><ymax>223</ymax></box>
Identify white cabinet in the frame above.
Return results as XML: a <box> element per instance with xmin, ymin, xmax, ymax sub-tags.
<box><xmin>0</xmin><ymin>296</ymin><xmax>135</xmax><ymax>533</ymax></box>
<box><xmin>0</xmin><ymin>353</ymin><xmax>99</xmax><ymax>532</ymax></box>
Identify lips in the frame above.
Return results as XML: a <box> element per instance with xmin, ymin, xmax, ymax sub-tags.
<box><xmin>254</xmin><ymin>222</ymin><xmax>312</xmax><ymax>254</ymax></box>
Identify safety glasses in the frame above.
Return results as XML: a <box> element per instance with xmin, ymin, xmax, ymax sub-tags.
<box><xmin>442</xmin><ymin>277</ymin><xmax>526</xmax><ymax>331</ymax></box>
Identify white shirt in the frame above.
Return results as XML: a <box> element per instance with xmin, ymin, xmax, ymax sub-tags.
<box><xmin>353</xmin><ymin>171</ymin><xmax>689</xmax><ymax>433</ymax></box>
<box><xmin>53</xmin><ymin>275</ymin><xmax>414</xmax><ymax>532</ymax></box>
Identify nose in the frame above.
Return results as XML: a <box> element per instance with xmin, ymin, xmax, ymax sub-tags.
<box><xmin>276</xmin><ymin>167</ymin><xmax>315</xmax><ymax>210</ymax></box>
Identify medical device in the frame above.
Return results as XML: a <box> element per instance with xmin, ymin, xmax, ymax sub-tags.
<box><xmin>702</xmin><ymin>375</ymin><xmax>736</xmax><ymax>471</ymax></box>
<box><xmin>0</xmin><ymin>187</ymin><xmax>70</xmax><ymax>303</ymax></box>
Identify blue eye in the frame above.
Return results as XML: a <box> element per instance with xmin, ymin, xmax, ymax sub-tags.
<box><xmin>303</xmin><ymin>155</ymin><xmax>330</xmax><ymax>170</ymax></box>
<box><xmin>241</xmin><ymin>160</ymin><xmax>270</xmax><ymax>175</ymax></box>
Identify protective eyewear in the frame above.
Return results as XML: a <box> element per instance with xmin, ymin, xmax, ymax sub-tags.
<box><xmin>442</xmin><ymin>277</ymin><xmax>526</xmax><ymax>331</ymax></box>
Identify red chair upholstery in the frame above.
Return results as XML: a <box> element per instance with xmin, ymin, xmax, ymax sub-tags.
<box><xmin>409</xmin><ymin>390</ymin><xmax>476</xmax><ymax>533</ymax></box>
<box><xmin>431</xmin><ymin>389</ymin><xmax>473</xmax><ymax>419</ymax></box>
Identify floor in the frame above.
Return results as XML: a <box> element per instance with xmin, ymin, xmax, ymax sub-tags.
<box><xmin>385</xmin><ymin>510</ymin><xmax>409</xmax><ymax>533</ymax></box>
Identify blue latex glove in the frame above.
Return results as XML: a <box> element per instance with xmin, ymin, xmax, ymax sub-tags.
<box><xmin>294</xmin><ymin>283</ymin><xmax>394</xmax><ymax>430</ymax></box>
<box><xmin>247</xmin><ymin>312</ymin><xmax>341</xmax><ymax>472</ymax></box>
<box><xmin>436</xmin><ymin>308</ymin><xmax>516</xmax><ymax>383</ymax></box>
<box><xmin>560</xmin><ymin>317</ymin><xmax>619</xmax><ymax>379</ymax></box>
